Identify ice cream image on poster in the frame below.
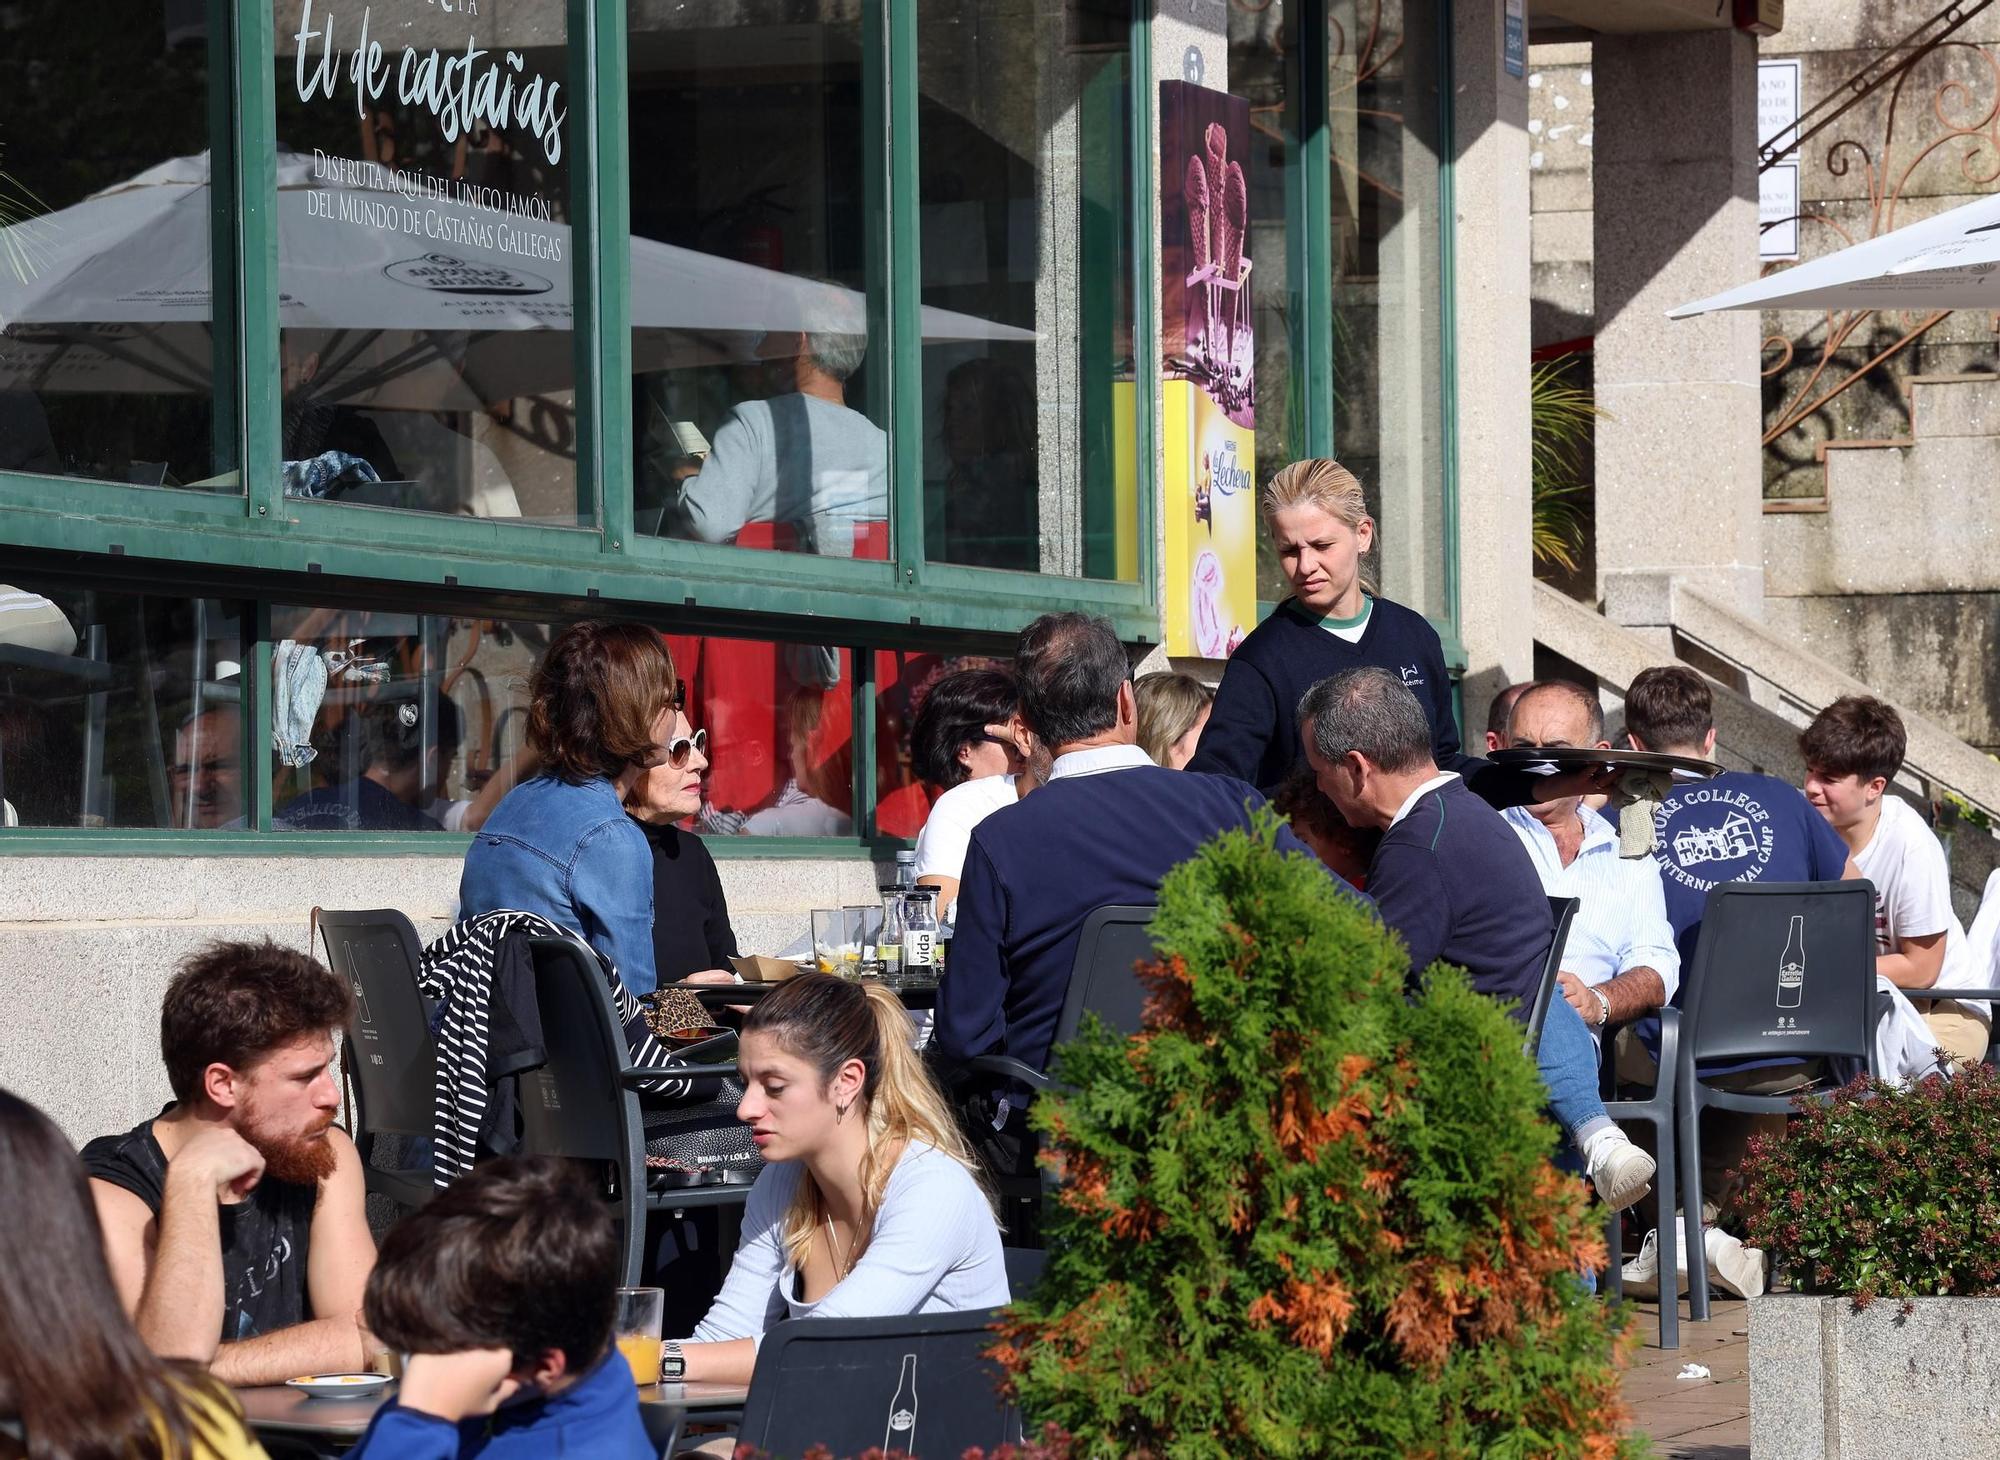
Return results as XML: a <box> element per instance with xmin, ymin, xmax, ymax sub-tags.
<box><xmin>1776</xmin><ymin>915</ymin><xmax>1805</xmax><ymax>1009</ymax></box>
<box><xmin>883</xmin><ymin>1353</ymin><xmax>917</xmax><ymax>1453</ymax></box>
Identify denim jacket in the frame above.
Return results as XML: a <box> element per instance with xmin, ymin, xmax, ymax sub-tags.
<box><xmin>458</xmin><ymin>774</ymin><xmax>660</xmax><ymax>995</ymax></box>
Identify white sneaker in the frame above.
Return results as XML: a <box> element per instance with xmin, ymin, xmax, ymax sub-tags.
<box><xmin>1619</xmin><ymin>1227</ymin><xmax>1689</xmax><ymax>1300</ymax></box>
<box><xmin>1582</xmin><ymin>1129</ymin><xmax>1655</xmax><ymax>1213</ymax></box>
<box><xmin>1704</xmin><ymin>1225</ymin><xmax>1767</xmax><ymax>1300</ymax></box>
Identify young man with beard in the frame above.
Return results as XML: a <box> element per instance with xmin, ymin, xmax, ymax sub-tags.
<box><xmin>83</xmin><ymin>939</ymin><xmax>377</xmax><ymax>1385</ymax></box>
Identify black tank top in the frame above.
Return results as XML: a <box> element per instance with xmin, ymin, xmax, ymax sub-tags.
<box><xmin>80</xmin><ymin>1108</ymin><xmax>318</xmax><ymax>1344</ymax></box>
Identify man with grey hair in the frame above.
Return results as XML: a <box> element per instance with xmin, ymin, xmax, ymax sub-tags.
<box><xmin>938</xmin><ymin>613</ymin><xmax>1365</xmax><ymax>1186</ymax></box>
<box><xmin>659</xmin><ymin>281</ymin><xmax>889</xmax><ymax>555</ymax></box>
<box><xmin>1298</xmin><ymin>666</ymin><xmax>1656</xmax><ymax>1212</ymax></box>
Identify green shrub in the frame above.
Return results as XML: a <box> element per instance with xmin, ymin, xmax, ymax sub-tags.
<box><xmin>988</xmin><ymin>813</ymin><xmax>1643</xmax><ymax>1460</ymax></box>
<box><xmin>1737</xmin><ymin>1064</ymin><xmax>2000</xmax><ymax>1305</ymax></box>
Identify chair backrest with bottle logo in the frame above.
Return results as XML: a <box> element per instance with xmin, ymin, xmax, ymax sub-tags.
<box><xmin>1679</xmin><ymin>880</ymin><xmax>1878</xmax><ymax>1070</ymax></box>
<box><xmin>736</xmin><ymin>1307</ymin><xmax>1021</xmax><ymax>1458</ymax></box>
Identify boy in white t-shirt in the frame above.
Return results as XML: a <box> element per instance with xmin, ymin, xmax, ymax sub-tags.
<box><xmin>1802</xmin><ymin>696</ymin><xmax>1989</xmax><ymax>1065</ymax></box>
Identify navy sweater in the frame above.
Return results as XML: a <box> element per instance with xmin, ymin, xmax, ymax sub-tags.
<box><xmin>1187</xmin><ymin>597</ymin><xmax>1539</xmax><ymax>807</ymax></box>
<box><xmin>1370</xmin><ymin>777</ymin><xmax>1551</xmax><ymax>1017</ymax></box>
<box><xmin>938</xmin><ymin>761</ymin><xmax>1368</xmax><ymax>1075</ymax></box>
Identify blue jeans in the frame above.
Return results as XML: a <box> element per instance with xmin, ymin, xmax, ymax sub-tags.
<box><xmin>1538</xmin><ymin>994</ymin><xmax>1613</xmax><ymax>1150</ymax></box>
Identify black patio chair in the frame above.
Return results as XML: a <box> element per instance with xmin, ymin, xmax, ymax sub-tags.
<box><xmin>1675</xmin><ymin>880</ymin><xmax>1879</xmax><ymax>1321</ymax></box>
<box><xmin>515</xmin><ymin>935</ymin><xmax>748</xmax><ymax>1287</ymax></box>
<box><xmin>721</xmin><ymin>1307</ymin><xmax>1021</xmax><ymax>1460</ymax></box>
<box><xmin>1523</xmin><ymin>896</ymin><xmax>1580</xmax><ymax>1059</ymax></box>
<box><xmin>314</xmin><ymin>907</ymin><xmax>437</xmax><ymax>1212</ymax></box>
<box><xmin>1597</xmin><ymin>1007</ymin><xmax>1682</xmax><ymax>1350</ymax></box>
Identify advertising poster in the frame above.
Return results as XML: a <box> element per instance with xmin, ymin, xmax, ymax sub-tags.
<box><xmin>1160</xmin><ymin>81</ymin><xmax>1255</xmax><ymax>658</ymax></box>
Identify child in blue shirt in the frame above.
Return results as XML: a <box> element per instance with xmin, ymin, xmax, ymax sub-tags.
<box><xmin>350</xmin><ymin>1157</ymin><xmax>654</xmax><ymax>1460</ymax></box>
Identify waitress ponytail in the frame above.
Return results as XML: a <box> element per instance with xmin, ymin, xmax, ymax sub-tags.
<box><xmin>747</xmin><ymin>976</ymin><xmax>993</xmax><ymax>1272</ymax></box>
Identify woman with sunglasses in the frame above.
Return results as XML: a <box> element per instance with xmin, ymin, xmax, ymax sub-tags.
<box><xmin>460</xmin><ymin>620</ymin><xmax>680</xmax><ymax>995</ymax></box>
<box><xmin>625</xmin><ymin>706</ymin><xmax>743</xmax><ymax>986</ymax></box>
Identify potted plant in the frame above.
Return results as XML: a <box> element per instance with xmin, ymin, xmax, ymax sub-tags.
<box><xmin>1737</xmin><ymin>1065</ymin><xmax>2000</xmax><ymax>1457</ymax></box>
<box><xmin>981</xmin><ymin>814</ymin><xmax>1642</xmax><ymax>1458</ymax></box>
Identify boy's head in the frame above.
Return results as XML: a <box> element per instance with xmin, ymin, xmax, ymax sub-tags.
<box><xmin>364</xmin><ymin>1157</ymin><xmax>618</xmax><ymax>1399</ymax></box>
<box><xmin>1800</xmin><ymin>695</ymin><xmax>1905</xmax><ymax>831</ymax></box>
<box><xmin>1622</xmin><ymin>666</ymin><xmax>1715</xmax><ymax>757</ymax></box>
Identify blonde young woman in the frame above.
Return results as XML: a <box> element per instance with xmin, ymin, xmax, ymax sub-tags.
<box><xmin>1134</xmin><ymin>671</ymin><xmax>1214</xmax><ymax>770</ymax></box>
<box><xmin>668</xmin><ymin>976</ymin><xmax>1008</xmax><ymax>1387</ymax></box>
<box><xmin>1186</xmin><ymin>458</ymin><xmax>1592</xmax><ymax>808</ymax></box>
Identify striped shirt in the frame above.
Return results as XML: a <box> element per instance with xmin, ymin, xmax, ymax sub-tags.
<box><xmin>1504</xmin><ymin>804</ymin><xmax>1681</xmax><ymax>1019</ymax></box>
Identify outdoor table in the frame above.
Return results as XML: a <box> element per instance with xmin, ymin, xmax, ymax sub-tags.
<box><xmin>692</xmin><ymin>975</ymin><xmax>940</xmax><ymax>1011</ymax></box>
<box><xmin>235</xmin><ymin>1378</ymin><xmax>750</xmax><ymax>1456</ymax></box>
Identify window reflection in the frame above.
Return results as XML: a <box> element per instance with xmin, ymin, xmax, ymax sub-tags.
<box><xmin>0</xmin><ymin>582</ymin><xmax>243</xmax><ymax>830</ymax></box>
<box><xmin>917</xmin><ymin>0</ymin><xmax>1138</xmax><ymax>579</ymax></box>
<box><xmin>270</xmin><ymin>0</ymin><xmax>582</xmax><ymax>523</ymax></box>
<box><xmin>0</xmin><ymin>8</ymin><xmax>220</xmax><ymax>487</ymax></box>
<box><xmin>626</xmin><ymin>5</ymin><xmax>889</xmax><ymax>561</ymax></box>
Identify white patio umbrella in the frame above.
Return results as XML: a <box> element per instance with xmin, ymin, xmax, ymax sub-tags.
<box><xmin>0</xmin><ymin>151</ymin><xmax>1033</xmax><ymax>402</ymax></box>
<box><xmin>1670</xmin><ymin>190</ymin><xmax>2000</xmax><ymax>318</ymax></box>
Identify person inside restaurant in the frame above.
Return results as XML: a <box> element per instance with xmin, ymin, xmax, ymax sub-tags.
<box><xmin>82</xmin><ymin>940</ymin><xmax>378</xmax><ymax>1386</ymax></box>
<box><xmin>459</xmin><ymin>620</ymin><xmax>679</xmax><ymax>996</ymax></box>
<box><xmin>276</xmin><ymin>695</ymin><xmax>462</xmax><ymax>832</ymax></box>
<box><xmin>0</xmin><ymin>1086</ymin><xmax>268</xmax><ymax>1460</ymax></box>
<box><xmin>655</xmin><ymin>290</ymin><xmax>889</xmax><ymax>558</ymax></box>
<box><xmin>347</xmin><ymin>1157</ymin><xmax>653</xmax><ymax>1460</ymax></box>
<box><xmin>1297</xmin><ymin>667</ymin><xmax>1656</xmax><ymax>1214</ymax></box>
<box><xmin>172</xmin><ymin>703</ymin><xmax>245</xmax><ymax>830</ymax></box>
<box><xmin>671</xmin><ymin>976</ymin><xmax>1008</xmax><ymax>1388</ymax></box>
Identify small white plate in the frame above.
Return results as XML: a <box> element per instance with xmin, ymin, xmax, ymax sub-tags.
<box><xmin>285</xmin><ymin>1373</ymin><xmax>392</xmax><ymax>1398</ymax></box>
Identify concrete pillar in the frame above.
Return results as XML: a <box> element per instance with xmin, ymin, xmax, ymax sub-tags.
<box><xmin>1450</xmin><ymin>0</ymin><xmax>1537</xmax><ymax>736</ymax></box>
<box><xmin>1593</xmin><ymin>29</ymin><xmax>1764</xmax><ymax>623</ymax></box>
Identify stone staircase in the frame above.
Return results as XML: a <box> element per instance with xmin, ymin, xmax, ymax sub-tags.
<box><xmin>1534</xmin><ymin>579</ymin><xmax>2000</xmax><ymax>921</ymax></box>
<box><xmin>1762</xmin><ymin>373</ymin><xmax>2000</xmax><ymax>760</ymax></box>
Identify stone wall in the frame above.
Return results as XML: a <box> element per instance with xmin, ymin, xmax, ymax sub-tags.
<box><xmin>0</xmin><ymin>852</ymin><xmax>888</xmax><ymax>1146</ymax></box>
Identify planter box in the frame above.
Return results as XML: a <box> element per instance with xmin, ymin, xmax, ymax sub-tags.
<box><xmin>1750</xmin><ymin>1293</ymin><xmax>2000</xmax><ymax>1457</ymax></box>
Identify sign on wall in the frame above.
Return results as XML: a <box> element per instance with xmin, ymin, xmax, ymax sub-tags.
<box><xmin>1758</xmin><ymin>58</ymin><xmax>1801</xmax><ymax>262</ymax></box>
<box><xmin>1160</xmin><ymin>81</ymin><xmax>1255</xmax><ymax>659</ymax></box>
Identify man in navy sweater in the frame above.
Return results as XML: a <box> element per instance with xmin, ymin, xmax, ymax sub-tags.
<box><xmin>1298</xmin><ymin>667</ymin><xmax>1655</xmax><ymax>1212</ymax></box>
<box><xmin>937</xmin><ymin>614</ymin><xmax>1364</xmax><ymax>1155</ymax></box>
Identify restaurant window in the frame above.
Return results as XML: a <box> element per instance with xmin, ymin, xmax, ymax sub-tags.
<box><xmin>0</xmin><ymin>580</ymin><xmax>244</xmax><ymax>830</ymax></box>
<box><xmin>0</xmin><ymin>5</ymin><xmax>224</xmax><ymax>490</ymax></box>
<box><xmin>269</xmin><ymin>607</ymin><xmax>866</xmax><ymax>839</ymax></box>
<box><xmin>916</xmin><ymin>1</ymin><xmax>1139</xmax><ymax>579</ymax></box>
<box><xmin>625</xmin><ymin>4</ymin><xmax>889</xmax><ymax>563</ymax></box>
<box><xmin>270</xmin><ymin>0</ymin><xmax>585</xmax><ymax>524</ymax></box>
<box><xmin>1329</xmin><ymin>0</ymin><xmax>1449</xmax><ymax>620</ymax></box>
<box><xmin>1235</xmin><ymin>1</ymin><xmax>1450</xmax><ymax>623</ymax></box>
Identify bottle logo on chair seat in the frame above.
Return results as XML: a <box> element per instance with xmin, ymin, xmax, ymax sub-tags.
<box><xmin>1776</xmin><ymin>915</ymin><xmax>1805</xmax><ymax>1009</ymax></box>
<box><xmin>883</xmin><ymin>1353</ymin><xmax>918</xmax><ymax>1453</ymax></box>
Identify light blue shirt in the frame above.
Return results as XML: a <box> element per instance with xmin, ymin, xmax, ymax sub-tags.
<box><xmin>1503</xmin><ymin>803</ymin><xmax>1681</xmax><ymax>1010</ymax></box>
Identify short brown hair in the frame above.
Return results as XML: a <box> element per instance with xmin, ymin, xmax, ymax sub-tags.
<box><xmin>161</xmin><ymin>940</ymin><xmax>354</xmax><ymax>1103</ymax></box>
<box><xmin>1273</xmin><ymin>764</ymin><xmax>1376</xmax><ymax>859</ymax></box>
<box><xmin>1800</xmin><ymin>695</ymin><xmax>1905</xmax><ymax>784</ymax></box>
<box><xmin>528</xmin><ymin>621</ymin><xmax>678</xmax><ymax>783</ymax></box>
<box><xmin>363</xmin><ymin>1156</ymin><xmax>618</xmax><ymax>1370</ymax></box>
<box><xmin>1623</xmin><ymin>667</ymin><xmax>1713</xmax><ymax>752</ymax></box>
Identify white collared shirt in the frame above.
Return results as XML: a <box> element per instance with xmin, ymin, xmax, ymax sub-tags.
<box><xmin>1389</xmin><ymin>771</ymin><xmax>1460</xmax><ymax>830</ymax></box>
<box><xmin>1503</xmin><ymin>803</ymin><xmax>1681</xmax><ymax>1010</ymax></box>
<box><xmin>1047</xmin><ymin>742</ymin><xmax>1157</xmax><ymax>781</ymax></box>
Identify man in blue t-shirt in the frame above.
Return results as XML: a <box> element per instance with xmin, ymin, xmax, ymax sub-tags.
<box><xmin>1620</xmin><ymin>667</ymin><xmax>1857</xmax><ymax>1236</ymax></box>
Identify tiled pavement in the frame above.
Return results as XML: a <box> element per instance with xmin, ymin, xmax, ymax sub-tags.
<box><xmin>1620</xmin><ymin>1296</ymin><xmax>1751</xmax><ymax>1458</ymax></box>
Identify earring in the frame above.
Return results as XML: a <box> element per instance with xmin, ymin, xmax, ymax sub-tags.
<box><xmin>836</xmin><ymin>1103</ymin><xmax>848</xmax><ymax>1123</ymax></box>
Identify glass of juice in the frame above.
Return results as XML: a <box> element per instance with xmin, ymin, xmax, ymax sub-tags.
<box><xmin>613</xmin><ymin>1286</ymin><xmax>665</xmax><ymax>1386</ymax></box>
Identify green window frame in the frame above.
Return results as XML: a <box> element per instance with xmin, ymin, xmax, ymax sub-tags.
<box><xmin>1253</xmin><ymin>0</ymin><xmax>1462</xmax><ymax>667</ymax></box>
<box><xmin>0</xmin><ymin>0</ymin><xmax>1160</xmax><ymax>644</ymax></box>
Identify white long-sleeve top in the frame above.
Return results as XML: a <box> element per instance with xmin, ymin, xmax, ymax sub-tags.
<box><xmin>688</xmin><ymin>1142</ymin><xmax>1008</xmax><ymax>1347</ymax></box>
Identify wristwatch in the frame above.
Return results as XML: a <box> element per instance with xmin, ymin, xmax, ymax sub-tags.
<box><xmin>660</xmin><ymin>1341</ymin><xmax>686</xmax><ymax>1382</ymax></box>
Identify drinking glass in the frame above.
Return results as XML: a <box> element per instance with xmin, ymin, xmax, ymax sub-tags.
<box><xmin>613</xmin><ymin>1286</ymin><xmax>665</xmax><ymax>1386</ymax></box>
<box><xmin>813</xmin><ymin>907</ymin><xmax>863</xmax><ymax>976</ymax></box>
<box><xmin>849</xmin><ymin>904</ymin><xmax>885</xmax><ymax>974</ymax></box>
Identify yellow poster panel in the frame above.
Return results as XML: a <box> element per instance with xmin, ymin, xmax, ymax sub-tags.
<box><xmin>1162</xmin><ymin>380</ymin><xmax>1256</xmax><ymax>658</ymax></box>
